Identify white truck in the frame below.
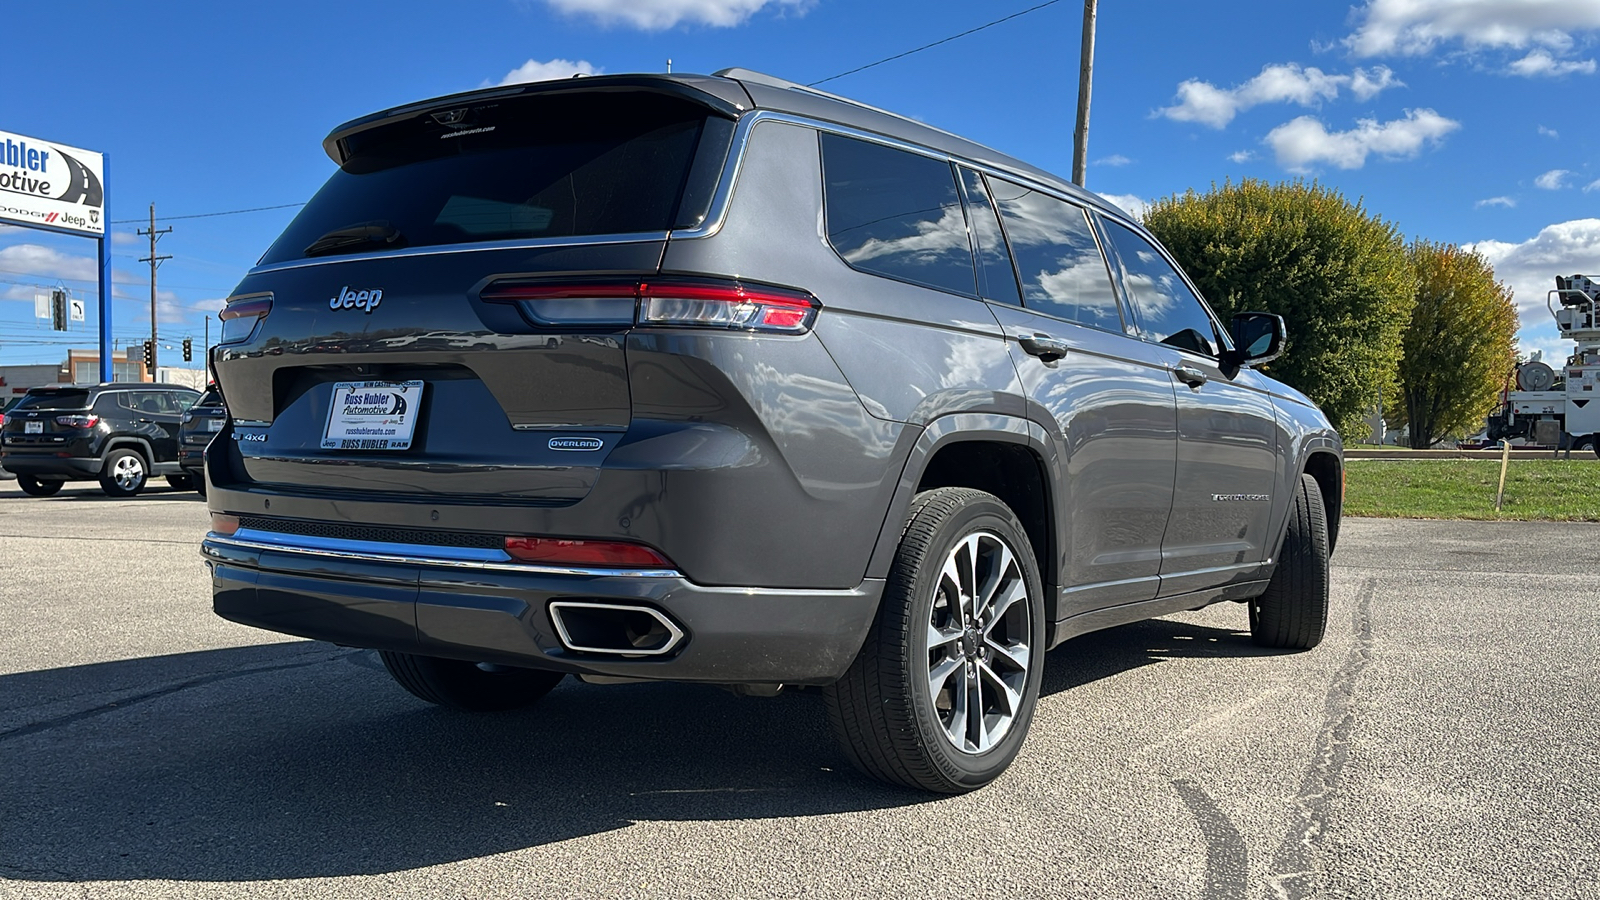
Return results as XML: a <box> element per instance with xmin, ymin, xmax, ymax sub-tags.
<box><xmin>1486</xmin><ymin>274</ymin><xmax>1600</xmax><ymax>455</ymax></box>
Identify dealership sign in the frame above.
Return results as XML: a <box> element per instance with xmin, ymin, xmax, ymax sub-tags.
<box><xmin>0</xmin><ymin>128</ymin><xmax>104</xmax><ymax>236</ymax></box>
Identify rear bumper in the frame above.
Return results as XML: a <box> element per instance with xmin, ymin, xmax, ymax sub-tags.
<box><xmin>0</xmin><ymin>453</ymin><xmax>103</xmax><ymax>478</ymax></box>
<box><xmin>202</xmin><ymin>530</ymin><xmax>882</xmax><ymax>685</ymax></box>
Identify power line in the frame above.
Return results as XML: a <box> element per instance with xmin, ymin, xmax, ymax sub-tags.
<box><xmin>809</xmin><ymin>0</ymin><xmax>1066</xmax><ymax>87</ymax></box>
<box><xmin>109</xmin><ymin>202</ymin><xmax>305</xmax><ymax>225</ymax></box>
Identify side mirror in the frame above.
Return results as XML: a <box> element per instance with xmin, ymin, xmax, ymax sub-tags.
<box><xmin>1224</xmin><ymin>312</ymin><xmax>1286</xmax><ymax>369</ymax></box>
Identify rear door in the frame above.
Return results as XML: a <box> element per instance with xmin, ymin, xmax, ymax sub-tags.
<box><xmin>1097</xmin><ymin>218</ymin><xmax>1281</xmax><ymax>596</ymax></box>
<box><xmin>973</xmin><ymin>171</ymin><xmax>1178</xmax><ymax>613</ymax></box>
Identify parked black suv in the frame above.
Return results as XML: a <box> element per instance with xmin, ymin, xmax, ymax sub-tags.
<box><xmin>178</xmin><ymin>387</ymin><xmax>226</xmax><ymax>497</ymax></box>
<box><xmin>3</xmin><ymin>383</ymin><xmax>202</xmax><ymax>497</ymax></box>
<box><xmin>202</xmin><ymin>69</ymin><xmax>1343</xmax><ymax>792</ymax></box>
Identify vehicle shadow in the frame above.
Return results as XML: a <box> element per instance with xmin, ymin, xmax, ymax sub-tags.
<box><xmin>0</xmin><ymin>616</ymin><xmax>1270</xmax><ymax>884</ymax></box>
<box><xmin>1</xmin><ymin>484</ymin><xmax>203</xmax><ymax>501</ymax></box>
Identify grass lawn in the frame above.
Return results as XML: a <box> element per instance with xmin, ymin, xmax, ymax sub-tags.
<box><xmin>1344</xmin><ymin>459</ymin><xmax>1600</xmax><ymax>521</ymax></box>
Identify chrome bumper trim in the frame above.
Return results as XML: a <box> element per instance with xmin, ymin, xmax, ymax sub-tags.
<box><xmin>201</xmin><ymin>531</ymin><xmax>684</xmax><ymax>579</ymax></box>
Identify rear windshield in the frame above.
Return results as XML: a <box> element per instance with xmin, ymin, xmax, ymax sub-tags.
<box><xmin>194</xmin><ymin>389</ymin><xmax>223</xmax><ymax>408</ymax></box>
<box><xmin>15</xmin><ymin>390</ymin><xmax>90</xmax><ymax>411</ymax></box>
<box><xmin>260</xmin><ymin>91</ymin><xmax>728</xmax><ymax>265</ymax></box>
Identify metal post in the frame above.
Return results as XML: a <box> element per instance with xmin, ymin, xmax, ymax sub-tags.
<box><xmin>1071</xmin><ymin>0</ymin><xmax>1098</xmax><ymax>187</ymax></box>
<box><xmin>98</xmin><ymin>155</ymin><xmax>114</xmax><ymax>383</ymax></box>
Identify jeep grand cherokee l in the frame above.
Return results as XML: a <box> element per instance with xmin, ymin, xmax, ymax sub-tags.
<box><xmin>202</xmin><ymin>69</ymin><xmax>1342</xmax><ymax>793</ymax></box>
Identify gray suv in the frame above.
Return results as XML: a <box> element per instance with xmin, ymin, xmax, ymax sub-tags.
<box><xmin>202</xmin><ymin>69</ymin><xmax>1342</xmax><ymax>793</ymax></box>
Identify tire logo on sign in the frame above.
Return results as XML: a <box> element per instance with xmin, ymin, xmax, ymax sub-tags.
<box><xmin>548</xmin><ymin>437</ymin><xmax>604</xmax><ymax>451</ymax></box>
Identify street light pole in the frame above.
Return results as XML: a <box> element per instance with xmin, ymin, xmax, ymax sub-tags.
<box><xmin>1072</xmin><ymin>0</ymin><xmax>1098</xmax><ymax>188</ymax></box>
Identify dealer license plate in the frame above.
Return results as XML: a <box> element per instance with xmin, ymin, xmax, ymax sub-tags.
<box><xmin>24</xmin><ymin>421</ymin><xmax>42</xmax><ymax>433</ymax></box>
<box><xmin>322</xmin><ymin>380</ymin><xmax>424</xmax><ymax>451</ymax></box>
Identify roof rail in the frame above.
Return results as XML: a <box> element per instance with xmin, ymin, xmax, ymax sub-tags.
<box><xmin>711</xmin><ymin>67</ymin><xmax>971</xmax><ymax>144</ymax></box>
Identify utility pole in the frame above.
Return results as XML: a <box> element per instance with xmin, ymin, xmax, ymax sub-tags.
<box><xmin>1072</xmin><ymin>0</ymin><xmax>1098</xmax><ymax>188</ymax></box>
<box><xmin>138</xmin><ymin>203</ymin><xmax>172</xmax><ymax>378</ymax></box>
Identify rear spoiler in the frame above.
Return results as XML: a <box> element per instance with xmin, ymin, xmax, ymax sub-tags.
<box><xmin>321</xmin><ymin>73</ymin><xmax>754</xmax><ymax>165</ymax></box>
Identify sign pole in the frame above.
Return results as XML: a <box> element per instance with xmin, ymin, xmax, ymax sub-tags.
<box><xmin>98</xmin><ymin>154</ymin><xmax>113</xmax><ymax>383</ymax></box>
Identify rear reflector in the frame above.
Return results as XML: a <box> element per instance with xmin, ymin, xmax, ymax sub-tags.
<box><xmin>504</xmin><ymin>536</ymin><xmax>674</xmax><ymax>569</ymax></box>
<box><xmin>482</xmin><ymin>277</ymin><xmax>818</xmax><ymax>334</ymax></box>
<box><xmin>211</xmin><ymin>514</ymin><xmax>240</xmax><ymax>536</ymax></box>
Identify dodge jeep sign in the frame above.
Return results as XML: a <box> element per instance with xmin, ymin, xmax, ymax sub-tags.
<box><xmin>0</xmin><ymin>128</ymin><xmax>105</xmax><ymax>236</ymax></box>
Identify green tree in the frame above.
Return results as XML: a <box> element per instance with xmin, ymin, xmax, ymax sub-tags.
<box><xmin>1144</xmin><ymin>179</ymin><xmax>1414</xmax><ymax>438</ymax></box>
<box><xmin>1388</xmin><ymin>241</ymin><xmax>1518</xmax><ymax>448</ymax></box>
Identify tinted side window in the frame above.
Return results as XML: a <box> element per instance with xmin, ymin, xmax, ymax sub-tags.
<box><xmin>958</xmin><ymin>169</ymin><xmax>1022</xmax><ymax>304</ymax></box>
<box><xmin>821</xmin><ymin>134</ymin><xmax>975</xmax><ymax>296</ymax></box>
<box><xmin>1102</xmin><ymin>221</ymin><xmax>1224</xmax><ymax>357</ymax></box>
<box><xmin>989</xmin><ymin>179</ymin><xmax>1121</xmax><ymax>330</ymax></box>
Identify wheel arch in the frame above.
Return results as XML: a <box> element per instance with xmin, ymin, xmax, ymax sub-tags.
<box><xmin>1301</xmin><ymin>449</ymin><xmax>1343</xmax><ymax>554</ymax></box>
<box><xmin>102</xmin><ymin>436</ymin><xmax>155</xmax><ymax>468</ymax></box>
<box><xmin>865</xmin><ymin>414</ymin><xmax>1057</xmax><ymax>624</ymax></box>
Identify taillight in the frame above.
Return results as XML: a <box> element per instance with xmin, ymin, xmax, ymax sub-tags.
<box><xmin>504</xmin><ymin>536</ymin><xmax>675</xmax><ymax>569</ymax></box>
<box><xmin>54</xmin><ymin>414</ymin><xmax>99</xmax><ymax>428</ymax></box>
<box><xmin>218</xmin><ymin>294</ymin><xmax>273</xmax><ymax>343</ymax></box>
<box><xmin>210</xmin><ymin>513</ymin><xmax>240</xmax><ymax>535</ymax></box>
<box><xmin>482</xmin><ymin>277</ymin><xmax>819</xmax><ymax>335</ymax></box>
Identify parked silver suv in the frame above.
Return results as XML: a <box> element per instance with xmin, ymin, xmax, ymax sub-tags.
<box><xmin>202</xmin><ymin>69</ymin><xmax>1342</xmax><ymax>792</ymax></box>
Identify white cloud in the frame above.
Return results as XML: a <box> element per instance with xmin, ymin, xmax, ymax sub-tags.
<box><xmin>1508</xmin><ymin>48</ymin><xmax>1597</xmax><ymax>75</ymax></box>
<box><xmin>543</xmin><ymin>0</ymin><xmax>810</xmax><ymax>30</ymax></box>
<box><xmin>1097</xmin><ymin>194</ymin><xmax>1148</xmax><ymax>219</ymax></box>
<box><xmin>1475</xmin><ymin>196</ymin><xmax>1516</xmax><ymax>208</ymax></box>
<box><xmin>0</xmin><ymin>244</ymin><xmax>100</xmax><ymax>283</ymax></box>
<box><xmin>1157</xmin><ymin>63</ymin><xmax>1402</xmax><ymax>129</ymax></box>
<box><xmin>1535</xmin><ymin>168</ymin><xmax>1572</xmax><ymax>189</ymax></box>
<box><xmin>1586</xmin><ymin>178</ymin><xmax>1600</xmax><ymax>192</ymax></box>
<box><xmin>1229</xmin><ymin>150</ymin><xmax>1257</xmax><ymax>163</ymax></box>
<box><xmin>1539</xmin><ymin>125</ymin><xmax>1561</xmax><ymax>138</ymax></box>
<box><xmin>1096</xmin><ymin>154</ymin><xmax>1132</xmax><ymax>167</ymax></box>
<box><xmin>1346</xmin><ymin>0</ymin><xmax>1600</xmax><ymax>57</ymax></box>
<box><xmin>1466</xmin><ymin>218</ymin><xmax>1600</xmax><ymax>354</ymax></box>
<box><xmin>491</xmin><ymin>58</ymin><xmax>600</xmax><ymax>87</ymax></box>
<box><xmin>1265</xmin><ymin>108</ymin><xmax>1461</xmax><ymax>170</ymax></box>
<box><xmin>110</xmin><ymin>230</ymin><xmax>140</xmax><ymax>247</ymax></box>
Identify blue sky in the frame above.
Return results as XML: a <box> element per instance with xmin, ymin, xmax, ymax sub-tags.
<box><xmin>1</xmin><ymin>0</ymin><xmax>1596</xmax><ymax>369</ymax></box>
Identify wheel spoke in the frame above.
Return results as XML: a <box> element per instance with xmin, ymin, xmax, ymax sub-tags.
<box><xmin>944</xmin><ymin>661</ymin><xmax>970</xmax><ymax>747</ymax></box>
<box><xmin>928</xmin><ymin>655</ymin><xmax>962</xmax><ymax>699</ymax></box>
<box><xmin>982</xmin><ymin>578</ymin><xmax>1027</xmax><ymax>634</ymax></box>
<box><xmin>977</xmin><ymin>660</ymin><xmax>1023</xmax><ymax>719</ymax></box>
<box><xmin>975</xmin><ymin>542</ymin><xmax>1015</xmax><ymax>621</ymax></box>
<box><xmin>927</xmin><ymin>621</ymin><xmax>962</xmax><ymax>651</ymax></box>
<box><xmin>967</xmin><ymin>667</ymin><xmax>987</xmax><ymax>752</ymax></box>
<box><xmin>985</xmin><ymin>636</ymin><xmax>1030</xmax><ymax>674</ymax></box>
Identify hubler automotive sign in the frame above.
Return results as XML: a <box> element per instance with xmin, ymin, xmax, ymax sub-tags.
<box><xmin>0</xmin><ymin>128</ymin><xmax>104</xmax><ymax>236</ymax></box>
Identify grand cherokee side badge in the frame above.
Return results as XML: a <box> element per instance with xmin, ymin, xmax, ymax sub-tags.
<box><xmin>549</xmin><ymin>437</ymin><xmax>604</xmax><ymax>451</ymax></box>
<box><xmin>1212</xmin><ymin>493</ymin><xmax>1269</xmax><ymax>502</ymax></box>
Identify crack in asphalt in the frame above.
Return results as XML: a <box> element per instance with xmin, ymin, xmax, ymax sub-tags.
<box><xmin>1172</xmin><ymin>778</ymin><xmax>1249</xmax><ymax>900</ymax></box>
<box><xmin>0</xmin><ymin>650</ymin><xmax>355</xmax><ymax>743</ymax></box>
<box><xmin>1262</xmin><ymin>577</ymin><xmax>1377</xmax><ymax>900</ymax></box>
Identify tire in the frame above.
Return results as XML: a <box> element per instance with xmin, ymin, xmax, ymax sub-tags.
<box><xmin>825</xmin><ymin>487</ymin><xmax>1046</xmax><ymax>794</ymax></box>
<box><xmin>166</xmin><ymin>474</ymin><xmax>194</xmax><ymax>491</ymax></box>
<box><xmin>378</xmin><ymin>651</ymin><xmax>564</xmax><ymax>711</ymax></box>
<box><xmin>1250</xmin><ymin>473</ymin><xmax>1330</xmax><ymax>650</ymax></box>
<box><xmin>16</xmin><ymin>475</ymin><xmax>62</xmax><ymax>497</ymax></box>
<box><xmin>98</xmin><ymin>448</ymin><xmax>148</xmax><ymax>497</ymax></box>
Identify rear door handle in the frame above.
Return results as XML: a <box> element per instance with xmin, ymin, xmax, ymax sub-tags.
<box><xmin>1172</xmin><ymin>365</ymin><xmax>1208</xmax><ymax>388</ymax></box>
<box><xmin>1018</xmin><ymin>333</ymin><xmax>1070</xmax><ymax>363</ymax></box>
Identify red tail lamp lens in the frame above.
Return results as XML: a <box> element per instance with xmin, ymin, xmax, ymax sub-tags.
<box><xmin>481</xmin><ymin>277</ymin><xmax>819</xmax><ymax>334</ymax></box>
<box><xmin>54</xmin><ymin>414</ymin><xmax>99</xmax><ymax>428</ymax></box>
<box><xmin>504</xmin><ymin>536</ymin><xmax>674</xmax><ymax>568</ymax></box>
<box><xmin>211</xmin><ymin>514</ymin><xmax>240</xmax><ymax>536</ymax></box>
<box><xmin>219</xmin><ymin>295</ymin><xmax>273</xmax><ymax>343</ymax></box>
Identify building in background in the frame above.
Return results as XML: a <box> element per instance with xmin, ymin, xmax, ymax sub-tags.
<box><xmin>0</xmin><ymin>350</ymin><xmax>203</xmax><ymax>399</ymax></box>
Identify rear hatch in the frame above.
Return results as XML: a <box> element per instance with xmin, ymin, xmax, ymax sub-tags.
<box><xmin>213</xmin><ymin>80</ymin><xmax>742</xmax><ymax>503</ymax></box>
<box><xmin>181</xmin><ymin>388</ymin><xmax>227</xmax><ymax>446</ymax></box>
<box><xmin>1</xmin><ymin>388</ymin><xmax>93</xmax><ymax>450</ymax></box>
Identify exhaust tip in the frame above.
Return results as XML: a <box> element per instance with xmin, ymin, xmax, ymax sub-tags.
<box><xmin>549</xmin><ymin>601</ymin><xmax>685</xmax><ymax>657</ymax></box>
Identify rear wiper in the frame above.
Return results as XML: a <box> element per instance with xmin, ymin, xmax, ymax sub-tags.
<box><xmin>304</xmin><ymin>222</ymin><xmax>404</xmax><ymax>257</ymax></box>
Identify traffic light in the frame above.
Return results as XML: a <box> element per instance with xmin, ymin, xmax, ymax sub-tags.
<box><xmin>142</xmin><ymin>340</ymin><xmax>155</xmax><ymax>371</ymax></box>
<box><xmin>182</xmin><ymin>338</ymin><xmax>193</xmax><ymax>362</ymax></box>
<box><xmin>50</xmin><ymin>289</ymin><xmax>66</xmax><ymax>331</ymax></box>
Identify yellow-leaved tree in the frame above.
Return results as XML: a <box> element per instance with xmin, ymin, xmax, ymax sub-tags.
<box><xmin>1389</xmin><ymin>241</ymin><xmax>1519</xmax><ymax>448</ymax></box>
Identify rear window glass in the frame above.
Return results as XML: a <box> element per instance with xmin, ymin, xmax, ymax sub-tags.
<box><xmin>260</xmin><ymin>92</ymin><xmax>722</xmax><ymax>264</ymax></box>
<box><xmin>989</xmin><ymin>179</ymin><xmax>1122</xmax><ymax>331</ymax></box>
<box><xmin>821</xmin><ymin>133</ymin><xmax>975</xmax><ymax>297</ymax></box>
<box><xmin>194</xmin><ymin>389</ymin><xmax>223</xmax><ymax>408</ymax></box>
<box><xmin>15</xmin><ymin>390</ymin><xmax>90</xmax><ymax>410</ymax></box>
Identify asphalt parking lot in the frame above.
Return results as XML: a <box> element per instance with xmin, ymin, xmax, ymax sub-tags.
<box><xmin>1</xmin><ymin>484</ymin><xmax>1595</xmax><ymax>900</ymax></box>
